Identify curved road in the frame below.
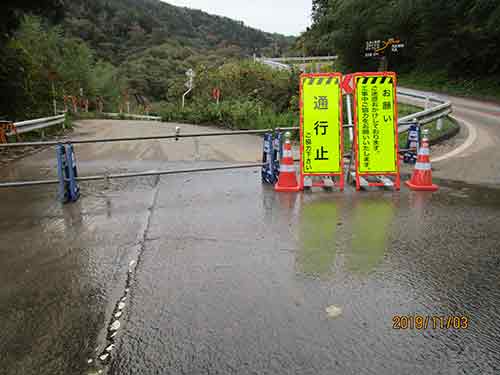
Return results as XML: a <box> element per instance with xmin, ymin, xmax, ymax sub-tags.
<box><xmin>399</xmin><ymin>88</ymin><xmax>500</xmax><ymax>185</ymax></box>
<box><xmin>1</xmin><ymin>91</ymin><xmax>500</xmax><ymax>375</ymax></box>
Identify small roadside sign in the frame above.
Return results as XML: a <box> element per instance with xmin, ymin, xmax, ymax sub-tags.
<box><xmin>353</xmin><ymin>72</ymin><xmax>400</xmax><ymax>190</ymax></box>
<box><xmin>300</xmin><ymin>73</ymin><xmax>344</xmax><ymax>190</ymax></box>
<box><xmin>341</xmin><ymin>74</ymin><xmax>354</xmax><ymax>95</ymax></box>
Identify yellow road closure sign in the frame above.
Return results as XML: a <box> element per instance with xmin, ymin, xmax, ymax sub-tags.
<box><xmin>355</xmin><ymin>74</ymin><xmax>397</xmax><ymax>173</ymax></box>
<box><xmin>301</xmin><ymin>74</ymin><xmax>342</xmax><ymax>174</ymax></box>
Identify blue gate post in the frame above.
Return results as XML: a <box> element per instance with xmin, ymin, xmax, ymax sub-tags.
<box><xmin>262</xmin><ymin>132</ymin><xmax>274</xmax><ymax>184</ymax></box>
<box><xmin>56</xmin><ymin>144</ymin><xmax>69</xmax><ymax>203</ymax></box>
<box><xmin>65</xmin><ymin>144</ymin><xmax>80</xmax><ymax>202</ymax></box>
<box><xmin>272</xmin><ymin>130</ymin><xmax>283</xmax><ymax>183</ymax></box>
<box><xmin>404</xmin><ymin>123</ymin><xmax>421</xmax><ymax>164</ymax></box>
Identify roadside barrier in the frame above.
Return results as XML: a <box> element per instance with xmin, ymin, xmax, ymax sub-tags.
<box><xmin>403</xmin><ymin>122</ymin><xmax>420</xmax><ymax>164</ymax></box>
<box><xmin>0</xmin><ymin>127</ymin><xmax>298</xmax><ymax>203</ymax></box>
<box><xmin>0</xmin><ymin>86</ymin><xmax>450</xmax><ymax>200</ymax></box>
<box><xmin>56</xmin><ymin>144</ymin><xmax>80</xmax><ymax>203</ymax></box>
<box><xmin>261</xmin><ymin>131</ymin><xmax>282</xmax><ymax>184</ymax></box>
<box><xmin>274</xmin><ymin>132</ymin><xmax>300</xmax><ymax>192</ymax></box>
<box><xmin>405</xmin><ymin>129</ymin><xmax>439</xmax><ymax>192</ymax></box>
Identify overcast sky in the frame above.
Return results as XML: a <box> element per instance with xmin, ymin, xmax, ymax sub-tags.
<box><xmin>162</xmin><ymin>0</ymin><xmax>312</xmax><ymax>36</ymax></box>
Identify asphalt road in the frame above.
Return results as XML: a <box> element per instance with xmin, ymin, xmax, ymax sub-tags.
<box><xmin>399</xmin><ymin>88</ymin><xmax>500</xmax><ymax>185</ymax></box>
<box><xmin>1</xmin><ymin>92</ymin><xmax>500</xmax><ymax>375</ymax></box>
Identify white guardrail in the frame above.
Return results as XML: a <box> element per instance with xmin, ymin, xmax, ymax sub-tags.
<box><xmin>396</xmin><ymin>89</ymin><xmax>453</xmax><ymax>133</ymax></box>
<box><xmin>103</xmin><ymin>113</ymin><xmax>162</xmax><ymax>121</ymax></box>
<box><xmin>5</xmin><ymin>90</ymin><xmax>450</xmax><ymax>138</ymax></box>
<box><xmin>256</xmin><ymin>58</ymin><xmax>452</xmax><ymax>130</ymax></box>
<box><xmin>8</xmin><ymin>114</ymin><xmax>66</xmax><ymax>136</ymax></box>
<box><xmin>5</xmin><ymin>112</ymin><xmax>160</xmax><ymax>137</ymax></box>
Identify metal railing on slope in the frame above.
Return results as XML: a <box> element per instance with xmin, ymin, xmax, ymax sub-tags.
<box><xmin>102</xmin><ymin>113</ymin><xmax>162</xmax><ymax>121</ymax></box>
<box><xmin>8</xmin><ymin>114</ymin><xmax>66</xmax><ymax>136</ymax></box>
<box><xmin>397</xmin><ymin>89</ymin><xmax>453</xmax><ymax>133</ymax></box>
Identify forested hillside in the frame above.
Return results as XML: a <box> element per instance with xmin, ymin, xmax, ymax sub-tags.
<box><xmin>301</xmin><ymin>0</ymin><xmax>500</xmax><ymax>95</ymax></box>
<box><xmin>63</xmin><ymin>0</ymin><xmax>294</xmax><ymax>64</ymax></box>
<box><xmin>0</xmin><ymin>0</ymin><xmax>294</xmax><ymax>121</ymax></box>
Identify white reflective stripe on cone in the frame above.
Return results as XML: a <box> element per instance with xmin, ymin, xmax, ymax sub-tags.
<box><xmin>280</xmin><ymin>165</ymin><xmax>296</xmax><ymax>172</ymax></box>
<box><xmin>415</xmin><ymin>162</ymin><xmax>431</xmax><ymax>170</ymax></box>
<box><xmin>282</xmin><ymin>150</ymin><xmax>292</xmax><ymax>158</ymax></box>
<box><xmin>419</xmin><ymin>148</ymin><xmax>430</xmax><ymax>155</ymax></box>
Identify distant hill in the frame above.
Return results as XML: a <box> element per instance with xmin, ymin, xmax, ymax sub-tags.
<box><xmin>1</xmin><ymin>0</ymin><xmax>298</xmax><ymax>119</ymax></box>
<box><xmin>63</xmin><ymin>0</ymin><xmax>295</xmax><ymax>64</ymax></box>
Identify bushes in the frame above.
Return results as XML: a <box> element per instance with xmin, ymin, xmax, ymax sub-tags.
<box><xmin>158</xmin><ymin>98</ymin><xmax>298</xmax><ymax>130</ymax></box>
<box><xmin>155</xmin><ymin>61</ymin><xmax>300</xmax><ymax>131</ymax></box>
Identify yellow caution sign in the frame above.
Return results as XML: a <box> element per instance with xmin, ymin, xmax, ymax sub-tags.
<box><xmin>301</xmin><ymin>74</ymin><xmax>343</xmax><ymax>175</ymax></box>
<box><xmin>354</xmin><ymin>74</ymin><xmax>398</xmax><ymax>173</ymax></box>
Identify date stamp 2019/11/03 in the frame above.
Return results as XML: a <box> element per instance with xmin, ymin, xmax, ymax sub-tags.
<box><xmin>392</xmin><ymin>315</ymin><xmax>469</xmax><ymax>330</ymax></box>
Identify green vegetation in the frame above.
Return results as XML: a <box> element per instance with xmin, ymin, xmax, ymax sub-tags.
<box><xmin>398</xmin><ymin>72</ymin><xmax>500</xmax><ymax>101</ymax></box>
<box><xmin>1</xmin><ymin>0</ymin><xmax>295</xmax><ymax>122</ymax></box>
<box><xmin>63</xmin><ymin>0</ymin><xmax>294</xmax><ymax>65</ymax></box>
<box><xmin>1</xmin><ymin>15</ymin><xmax>123</xmax><ymax>121</ymax></box>
<box><xmin>302</xmin><ymin>0</ymin><xmax>500</xmax><ymax>97</ymax></box>
<box><xmin>155</xmin><ymin>60</ymin><xmax>300</xmax><ymax>129</ymax></box>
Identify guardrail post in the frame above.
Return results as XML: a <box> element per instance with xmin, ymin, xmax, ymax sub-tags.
<box><xmin>436</xmin><ymin>117</ymin><xmax>443</xmax><ymax>131</ymax></box>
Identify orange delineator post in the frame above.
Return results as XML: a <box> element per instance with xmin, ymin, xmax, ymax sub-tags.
<box><xmin>275</xmin><ymin>132</ymin><xmax>300</xmax><ymax>192</ymax></box>
<box><xmin>405</xmin><ymin>130</ymin><xmax>439</xmax><ymax>192</ymax></box>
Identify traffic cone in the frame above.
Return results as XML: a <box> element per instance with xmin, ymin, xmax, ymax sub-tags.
<box><xmin>405</xmin><ymin>130</ymin><xmax>439</xmax><ymax>192</ymax></box>
<box><xmin>275</xmin><ymin>132</ymin><xmax>300</xmax><ymax>192</ymax></box>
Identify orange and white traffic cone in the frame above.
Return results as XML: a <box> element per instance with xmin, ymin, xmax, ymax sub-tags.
<box><xmin>405</xmin><ymin>129</ymin><xmax>439</xmax><ymax>192</ymax></box>
<box><xmin>275</xmin><ymin>132</ymin><xmax>300</xmax><ymax>192</ymax></box>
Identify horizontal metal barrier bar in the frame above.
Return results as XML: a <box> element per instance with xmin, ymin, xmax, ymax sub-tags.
<box><xmin>103</xmin><ymin>113</ymin><xmax>162</xmax><ymax>121</ymax></box>
<box><xmin>14</xmin><ymin>115</ymin><xmax>65</xmax><ymax>127</ymax></box>
<box><xmin>397</xmin><ymin>90</ymin><xmax>452</xmax><ymax>134</ymax></box>
<box><xmin>397</xmin><ymin>90</ymin><xmax>446</xmax><ymax>104</ymax></box>
<box><xmin>260</xmin><ymin>56</ymin><xmax>339</xmax><ymax>62</ymax></box>
<box><xmin>11</xmin><ymin>118</ymin><xmax>65</xmax><ymax>135</ymax></box>
<box><xmin>0</xmin><ymin>163</ymin><xmax>265</xmax><ymax>188</ymax></box>
<box><xmin>399</xmin><ymin>102</ymin><xmax>451</xmax><ymax>124</ymax></box>
<box><xmin>5</xmin><ymin>114</ymin><xmax>66</xmax><ymax>136</ymax></box>
<box><xmin>2</xmin><ymin>91</ymin><xmax>452</xmax><ymax>146</ymax></box>
<box><xmin>0</xmin><ymin>127</ymin><xmax>300</xmax><ymax>148</ymax></box>
<box><xmin>0</xmin><ymin>178</ymin><xmax>60</xmax><ymax>188</ymax></box>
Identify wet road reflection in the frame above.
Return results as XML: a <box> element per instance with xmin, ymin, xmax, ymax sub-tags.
<box><xmin>348</xmin><ymin>197</ymin><xmax>395</xmax><ymax>274</ymax></box>
<box><xmin>1</xmin><ymin>164</ymin><xmax>500</xmax><ymax>374</ymax></box>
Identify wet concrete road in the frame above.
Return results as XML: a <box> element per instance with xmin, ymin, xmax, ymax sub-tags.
<box><xmin>1</xmin><ymin>119</ymin><xmax>500</xmax><ymax>374</ymax></box>
<box><xmin>400</xmin><ymin>88</ymin><xmax>500</xmax><ymax>185</ymax></box>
